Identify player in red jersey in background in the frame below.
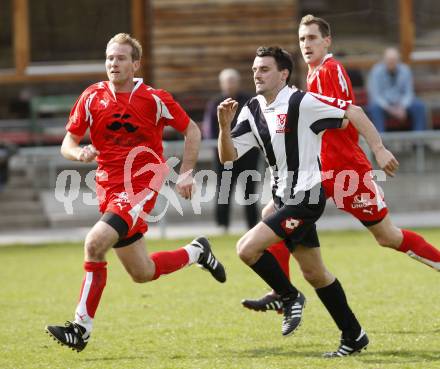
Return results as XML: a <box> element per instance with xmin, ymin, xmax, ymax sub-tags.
<box><xmin>45</xmin><ymin>33</ymin><xmax>226</xmax><ymax>352</ymax></box>
<box><xmin>243</xmin><ymin>14</ymin><xmax>440</xmax><ymax>328</ymax></box>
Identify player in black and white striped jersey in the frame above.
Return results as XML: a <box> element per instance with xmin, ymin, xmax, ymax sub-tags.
<box><xmin>218</xmin><ymin>46</ymin><xmax>398</xmax><ymax>353</ymax></box>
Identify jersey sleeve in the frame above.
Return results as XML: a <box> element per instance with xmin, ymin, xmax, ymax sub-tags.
<box><xmin>154</xmin><ymin>89</ymin><xmax>190</xmax><ymax>132</ymax></box>
<box><xmin>66</xmin><ymin>92</ymin><xmax>90</xmax><ymax>137</ymax></box>
<box><xmin>231</xmin><ymin>105</ymin><xmax>259</xmax><ymax>159</ymax></box>
<box><xmin>302</xmin><ymin>92</ymin><xmax>349</xmax><ymax>134</ymax></box>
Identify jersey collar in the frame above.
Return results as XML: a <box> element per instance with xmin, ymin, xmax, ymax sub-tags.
<box><xmin>106</xmin><ymin>78</ymin><xmax>144</xmax><ymax>103</ymax></box>
<box><xmin>257</xmin><ymin>85</ymin><xmax>294</xmax><ymax>108</ymax></box>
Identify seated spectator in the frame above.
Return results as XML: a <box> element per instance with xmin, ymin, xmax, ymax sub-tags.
<box><xmin>367</xmin><ymin>47</ymin><xmax>427</xmax><ymax>132</ymax></box>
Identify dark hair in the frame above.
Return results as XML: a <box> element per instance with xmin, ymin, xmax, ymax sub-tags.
<box><xmin>256</xmin><ymin>46</ymin><xmax>293</xmax><ymax>84</ymax></box>
<box><xmin>300</xmin><ymin>14</ymin><xmax>331</xmax><ymax>38</ymax></box>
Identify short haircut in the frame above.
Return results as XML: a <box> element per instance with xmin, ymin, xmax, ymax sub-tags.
<box><xmin>107</xmin><ymin>33</ymin><xmax>142</xmax><ymax>61</ymax></box>
<box><xmin>256</xmin><ymin>46</ymin><xmax>293</xmax><ymax>84</ymax></box>
<box><xmin>300</xmin><ymin>14</ymin><xmax>331</xmax><ymax>38</ymax></box>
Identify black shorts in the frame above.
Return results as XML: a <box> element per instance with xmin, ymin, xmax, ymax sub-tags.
<box><xmin>263</xmin><ymin>187</ymin><xmax>325</xmax><ymax>251</ymax></box>
<box><xmin>101</xmin><ymin>212</ymin><xmax>143</xmax><ymax>248</ymax></box>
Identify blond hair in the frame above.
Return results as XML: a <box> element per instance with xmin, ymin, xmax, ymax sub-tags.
<box><xmin>107</xmin><ymin>33</ymin><xmax>142</xmax><ymax>61</ymax></box>
<box><xmin>300</xmin><ymin>14</ymin><xmax>331</xmax><ymax>38</ymax></box>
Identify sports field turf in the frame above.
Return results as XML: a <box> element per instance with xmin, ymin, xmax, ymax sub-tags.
<box><xmin>1</xmin><ymin>229</ymin><xmax>439</xmax><ymax>369</ymax></box>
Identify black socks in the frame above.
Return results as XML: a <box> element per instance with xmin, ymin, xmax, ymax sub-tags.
<box><xmin>316</xmin><ymin>279</ymin><xmax>362</xmax><ymax>338</ymax></box>
<box><xmin>250</xmin><ymin>250</ymin><xmax>298</xmax><ymax>298</ymax></box>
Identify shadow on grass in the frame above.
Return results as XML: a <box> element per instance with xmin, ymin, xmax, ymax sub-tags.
<box><xmin>227</xmin><ymin>345</ymin><xmax>324</xmax><ymax>359</ymax></box>
<box><xmin>361</xmin><ymin>350</ymin><xmax>440</xmax><ymax>365</ymax></box>
<box><xmin>82</xmin><ymin>356</ymin><xmax>150</xmax><ymax>362</ymax></box>
<box><xmin>375</xmin><ymin>329</ymin><xmax>440</xmax><ymax>334</ymax></box>
<box><xmin>228</xmin><ymin>346</ymin><xmax>440</xmax><ymax>363</ymax></box>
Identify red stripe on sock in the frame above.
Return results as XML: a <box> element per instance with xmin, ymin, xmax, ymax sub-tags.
<box><xmin>268</xmin><ymin>241</ymin><xmax>291</xmax><ymax>280</ymax></box>
<box><xmin>78</xmin><ymin>261</ymin><xmax>107</xmax><ymax>318</ymax></box>
<box><xmin>398</xmin><ymin>229</ymin><xmax>440</xmax><ymax>262</ymax></box>
<box><xmin>151</xmin><ymin>248</ymin><xmax>189</xmax><ymax>280</ymax></box>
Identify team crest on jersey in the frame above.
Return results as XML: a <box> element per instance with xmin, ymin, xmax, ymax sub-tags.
<box><xmin>276</xmin><ymin>114</ymin><xmax>288</xmax><ymax>133</ymax></box>
<box><xmin>99</xmin><ymin>99</ymin><xmax>109</xmax><ymax>109</ymax></box>
<box><xmin>281</xmin><ymin>217</ymin><xmax>303</xmax><ymax>235</ymax></box>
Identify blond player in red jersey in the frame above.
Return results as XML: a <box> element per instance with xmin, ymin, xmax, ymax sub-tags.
<box><xmin>242</xmin><ymin>14</ymin><xmax>440</xmax><ymax>357</ymax></box>
<box><xmin>45</xmin><ymin>33</ymin><xmax>226</xmax><ymax>352</ymax></box>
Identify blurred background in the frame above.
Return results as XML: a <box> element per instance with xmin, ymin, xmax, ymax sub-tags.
<box><xmin>0</xmin><ymin>0</ymin><xmax>440</xmax><ymax>240</ymax></box>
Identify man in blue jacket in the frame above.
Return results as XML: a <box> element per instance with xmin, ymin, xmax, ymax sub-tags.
<box><xmin>367</xmin><ymin>47</ymin><xmax>427</xmax><ymax>132</ymax></box>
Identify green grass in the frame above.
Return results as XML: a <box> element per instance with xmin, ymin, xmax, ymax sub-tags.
<box><xmin>1</xmin><ymin>230</ymin><xmax>440</xmax><ymax>369</ymax></box>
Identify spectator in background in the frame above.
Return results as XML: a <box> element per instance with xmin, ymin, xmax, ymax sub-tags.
<box><xmin>203</xmin><ymin>68</ymin><xmax>259</xmax><ymax>233</ymax></box>
<box><xmin>367</xmin><ymin>47</ymin><xmax>427</xmax><ymax>132</ymax></box>
<box><xmin>0</xmin><ymin>141</ymin><xmax>16</xmax><ymax>192</ymax></box>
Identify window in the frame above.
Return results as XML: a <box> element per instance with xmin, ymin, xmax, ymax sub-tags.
<box><xmin>0</xmin><ymin>0</ymin><xmax>13</xmax><ymax>68</ymax></box>
<box><xmin>29</xmin><ymin>0</ymin><xmax>130</xmax><ymax>63</ymax></box>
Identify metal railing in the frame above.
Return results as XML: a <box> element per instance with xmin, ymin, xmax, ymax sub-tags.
<box><xmin>17</xmin><ymin>130</ymin><xmax>440</xmax><ymax>180</ymax></box>
<box><xmin>13</xmin><ymin>131</ymin><xmax>440</xmax><ymax>237</ymax></box>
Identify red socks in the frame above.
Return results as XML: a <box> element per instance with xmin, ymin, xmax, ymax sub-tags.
<box><xmin>398</xmin><ymin>229</ymin><xmax>440</xmax><ymax>270</ymax></box>
<box><xmin>74</xmin><ymin>261</ymin><xmax>107</xmax><ymax>332</ymax></box>
<box><xmin>267</xmin><ymin>241</ymin><xmax>291</xmax><ymax>280</ymax></box>
<box><xmin>151</xmin><ymin>248</ymin><xmax>190</xmax><ymax>280</ymax></box>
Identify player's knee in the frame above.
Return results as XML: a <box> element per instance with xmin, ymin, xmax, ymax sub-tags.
<box><xmin>301</xmin><ymin>267</ymin><xmax>328</xmax><ymax>288</ymax></box>
<box><xmin>84</xmin><ymin>237</ymin><xmax>106</xmax><ymax>260</ymax></box>
<box><xmin>236</xmin><ymin>237</ymin><xmax>254</xmax><ymax>264</ymax></box>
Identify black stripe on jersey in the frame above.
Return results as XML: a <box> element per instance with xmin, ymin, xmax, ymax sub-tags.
<box><xmin>285</xmin><ymin>90</ymin><xmax>307</xmax><ymax>199</ymax></box>
<box><xmin>247</xmin><ymin>99</ymin><xmax>279</xmax><ymax>194</ymax></box>
<box><xmin>231</xmin><ymin>119</ymin><xmax>252</xmax><ymax>138</ymax></box>
<box><xmin>247</xmin><ymin>99</ymin><xmax>277</xmax><ymax>167</ymax></box>
<box><xmin>310</xmin><ymin>118</ymin><xmax>343</xmax><ymax>135</ymax></box>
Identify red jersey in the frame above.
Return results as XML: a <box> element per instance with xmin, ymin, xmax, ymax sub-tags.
<box><xmin>307</xmin><ymin>54</ymin><xmax>371</xmax><ymax>173</ymax></box>
<box><xmin>66</xmin><ymin>78</ymin><xmax>190</xmax><ymax>197</ymax></box>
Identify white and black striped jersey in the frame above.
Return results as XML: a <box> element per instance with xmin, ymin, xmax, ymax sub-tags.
<box><xmin>231</xmin><ymin>85</ymin><xmax>349</xmax><ymax>202</ymax></box>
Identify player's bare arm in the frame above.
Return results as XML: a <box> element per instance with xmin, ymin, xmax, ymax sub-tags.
<box><xmin>176</xmin><ymin>119</ymin><xmax>201</xmax><ymax>200</ymax></box>
<box><xmin>345</xmin><ymin>104</ymin><xmax>399</xmax><ymax>177</ymax></box>
<box><xmin>217</xmin><ymin>98</ymin><xmax>239</xmax><ymax>163</ymax></box>
<box><xmin>61</xmin><ymin>132</ymin><xmax>100</xmax><ymax>163</ymax></box>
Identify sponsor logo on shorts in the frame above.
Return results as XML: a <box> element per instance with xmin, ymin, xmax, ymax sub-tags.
<box><xmin>114</xmin><ymin>192</ymin><xmax>130</xmax><ymax>210</ymax></box>
<box><xmin>281</xmin><ymin>217</ymin><xmax>303</xmax><ymax>234</ymax></box>
<box><xmin>351</xmin><ymin>194</ymin><xmax>372</xmax><ymax>209</ymax></box>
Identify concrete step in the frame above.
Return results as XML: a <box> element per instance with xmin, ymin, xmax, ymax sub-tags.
<box><xmin>0</xmin><ymin>201</ymin><xmax>44</xmax><ymax>214</ymax></box>
<box><xmin>6</xmin><ymin>176</ymin><xmax>34</xmax><ymax>188</ymax></box>
<box><xmin>0</xmin><ymin>187</ymin><xmax>37</xmax><ymax>201</ymax></box>
<box><xmin>0</xmin><ymin>213</ymin><xmax>49</xmax><ymax>230</ymax></box>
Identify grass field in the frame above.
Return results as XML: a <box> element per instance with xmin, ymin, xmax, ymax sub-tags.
<box><xmin>1</xmin><ymin>229</ymin><xmax>439</xmax><ymax>369</ymax></box>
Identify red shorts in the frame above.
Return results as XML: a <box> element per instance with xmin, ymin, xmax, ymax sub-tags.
<box><xmin>101</xmin><ymin>187</ymin><xmax>158</xmax><ymax>238</ymax></box>
<box><xmin>322</xmin><ymin>170</ymin><xmax>388</xmax><ymax>225</ymax></box>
